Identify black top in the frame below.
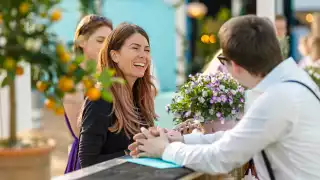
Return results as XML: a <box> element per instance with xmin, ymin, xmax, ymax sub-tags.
<box><xmin>78</xmin><ymin>98</ymin><xmax>134</xmax><ymax>168</ymax></box>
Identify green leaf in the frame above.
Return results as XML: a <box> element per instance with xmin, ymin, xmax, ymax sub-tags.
<box><xmin>0</xmin><ymin>76</ymin><xmax>8</xmax><ymax>87</ymax></box>
<box><xmin>85</xmin><ymin>60</ymin><xmax>97</xmax><ymax>74</ymax></box>
<box><xmin>107</xmin><ymin>69</ymin><xmax>116</xmax><ymax>76</ymax></box>
<box><xmin>98</xmin><ymin>70</ymin><xmax>113</xmax><ymax>87</ymax></box>
<box><xmin>101</xmin><ymin>91</ymin><xmax>113</xmax><ymax>102</ymax></box>
<box><xmin>74</xmin><ymin>54</ymin><xmax>85</xmax><ymax>65</ymax></box>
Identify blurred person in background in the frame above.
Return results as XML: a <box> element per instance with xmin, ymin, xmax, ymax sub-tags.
<box><xmin>64</xmin><ymin>14</ymin><xmax>113</xmax><ymax>174</ymax></box>
<box><xmin>309</xmin><ymin>36</ymin><xmax>320</xmax><ymax>67</ymax></box>
<box><xmin>275</xmin><ymin>15</ymin><xmax>287</xmax><ymax>38</ymax></box>
<box><xmin>298</xmin><ymin>34</ymin><xmax>312</xmax><ymax>68</ymax></box>
<box><xmin>299</xmin><ymin>36</ymin><xmax>320</xmax><ymax>68</ymax></box>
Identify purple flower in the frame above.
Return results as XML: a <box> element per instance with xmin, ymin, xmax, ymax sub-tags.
<box><xmin>221</xmin><ymin>95</ymin><xmax>227</xmax><ymax>103</ymax></box>
<box><xmin>184</xmin><ymin>111</ymin><xmax>191</xmax><ymax>118</ymax></box>
<box><xmin>191</xmin><ymin>82</ymin><xmax>197</xmax><ymax>88</ymax></box>
<box><xmin>228</xmin><ymin>97</ymin><xmax>233</xmax><ymax>104</ymax></box>
<box><xmin>216</xmin><ymin>112</ymin><xmax>222</xmax><ymax>118</ymax></box>
<box><xmin>210</xmin><ymin>96</ymin><xmax>217</xmax><ymax>104</ymax></box>
<box><xmin>240</xmin><ymin>98</ymin><xmax>244</xmax><ymax>103</ymax></box>
<box><xmin>231</xmin><ymin>109</ymin><xmax>236</xmax><ymax>114</ymax></box>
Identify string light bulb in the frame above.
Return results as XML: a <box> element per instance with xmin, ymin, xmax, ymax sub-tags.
<box><xmin>187</xmin><ymin>2</ymin><xmax>207</xmax><ymax>19</ymax></box>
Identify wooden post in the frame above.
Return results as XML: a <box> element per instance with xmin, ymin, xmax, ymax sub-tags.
<box><xmin>256</xmin><ymin>0</ymin><xmax>276</xmax><ymax>23</ymax></box>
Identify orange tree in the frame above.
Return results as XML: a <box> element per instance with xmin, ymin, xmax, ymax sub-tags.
<box><xmin>0</xmin><ymin>0</ymin><xmax>122</xmax><ymax>147</ymax></box>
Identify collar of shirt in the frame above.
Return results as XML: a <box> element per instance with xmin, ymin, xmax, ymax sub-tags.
<box><xmin>245</xmin><ymin>58</ymin><xmax>298</xmax><ymax>111</ymax></box>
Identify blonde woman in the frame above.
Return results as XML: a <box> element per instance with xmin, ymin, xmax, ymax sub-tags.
<box><xmin>64</xmin><ymin>15</ymin><xmax>113</xmax><ymax>173</ymax></box>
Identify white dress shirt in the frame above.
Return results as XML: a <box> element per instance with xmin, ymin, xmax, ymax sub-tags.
<box><xmin>162</xmin><ymin>58</ymin><xmax>320</xmax><ymax>180</ymax></box>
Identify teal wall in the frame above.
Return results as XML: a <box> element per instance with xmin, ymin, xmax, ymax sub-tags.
<box><xmin>50</xmin><ymin>0</ymin><xmax>80</xmax><ymax>43</ymax></box>
<box><xmin>103</xmin><ymin>0</ymin><xmax>177</xmax><ymax>92</ymax></box>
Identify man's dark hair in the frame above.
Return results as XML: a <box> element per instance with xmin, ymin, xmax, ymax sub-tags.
<box><xmin>218</xmin><ymin>15</ymin><xmax>283</xmax><ymax>76</ymax></box>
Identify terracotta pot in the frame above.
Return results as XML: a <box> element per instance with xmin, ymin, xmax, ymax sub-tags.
<box><xmin>201</xmin><ymin>120</ymin><xmax>237</xmax><ymax>134</ymax></box>
<box><xmin>0</xmin><ymin>139</ymin><xmax>55</xmax><ymax>180</ymax></box>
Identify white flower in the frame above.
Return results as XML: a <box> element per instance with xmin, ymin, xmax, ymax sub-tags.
<box><xmin>231</xmin><ymin>89</ymin><xmax>237</xmax><ymax>95</ymax></box>
<box><xmin>209</xmin><ymin>109</ymin><xmax>214</xmax><ymax>115</ymax></box>
<box><xmin>36</xmin><ymin>24</ymin><xmax>45</xmax><ymax>32</ymax></box>
<box><xmin>198</xmin><ymin>116</ymin><xmax>204</xmax><ymax>122</ymax></box>
<box><xmin>0</xmin><ymin>37</ymin><xmax>7</xmax><ymax>47</ymax></box>
<box><xmin>219</xmin><ymin>85</ymin><xmax>225</xmax><ymax>90</ymax></box>
<box><xmin>25</xmin><ymin>38</ymin><xmax>34</xmax><ymax>51</ymax></box>
<box><xmin>198</xmin><ymin>97</ymin><xmax>205</xmax><ymax>103</ymax></box>
<box><xmin>202</xmin><ymin>91</ymin><xmax>208</xmax><ymax>97</ymax></box>
<box><xmin>9</xmin><ymin>21</ymin><xmax>17</xmax><ymax>29</ymax></box>
<box><xmin>11</xmin><ymin>8</ymin><xmax>17</xmax><ymax>16</ymax></box>
<box><xmin>195</xmin><ymin>111</ymin><xmax>201</xmax><ymax>116</ymax></box>
<box><xmin>25</xmin><ymin>38</ymin><xmax>42</xmax><ymax>52</ymax></box>
<box><xmin>25</xmin><ymin>23</ymin><xmax>36</xmax><ymax>34</ymax></box>
<box><xmin>32</xmin><ymin>38</ymin><xmax>42</xmax><ymax>52</ymax></box>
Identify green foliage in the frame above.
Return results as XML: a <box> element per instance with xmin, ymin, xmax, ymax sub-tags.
<box><xmin>278</xmin><ymin>36</ymin><xmax>290</xmax><ymax>59</ymax></box>
<box><xmin>305</xmin><ymin>66</ymin><xmax>320</xmax><ymax>87</ymax></box>
<box><xmin>0</xmin><ymin>0</ymin><xmax>123</xmax><ymax>146</ymax></box>
<box><xmin>0</xmin><ymin>0</ymin><xmax>122</xmax><ymax>106</ymax></box>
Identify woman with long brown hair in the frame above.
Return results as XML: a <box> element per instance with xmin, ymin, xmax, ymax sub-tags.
<box><xmin>78</xmin><ymin>22</ymin><xmax>157</xmax><ymax>168</ymax></box>
<box><xmin>64</xmin><ymin>14</ymin><xmax>113</xmax><ymax>173</ymax></box>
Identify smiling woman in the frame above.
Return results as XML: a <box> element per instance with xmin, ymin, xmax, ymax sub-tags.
<box><xmin>77</xmin><ymin>23</ymin><xmax>158</xmax><ymax>168</ymax></box>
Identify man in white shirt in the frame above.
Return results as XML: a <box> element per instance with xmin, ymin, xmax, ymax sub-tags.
<box><xmin>128</xmin><ymin>15</ymin><xmax>320</xmax><ymax>180</ymax></box>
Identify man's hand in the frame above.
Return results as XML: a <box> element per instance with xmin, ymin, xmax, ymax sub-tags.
<box><xmin>128</xmin><ymin>127</ymin><xmax>183</xmax><ymax>157</ymax></box>
<box><xmin>135</xmin><ymin>127</ymin><xmax>170</xmax><ymax>158</ymax></box>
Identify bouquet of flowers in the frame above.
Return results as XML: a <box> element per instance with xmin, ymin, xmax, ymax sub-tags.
<box><xmin>305</xmin><ymin>66</ymin><xmax>320</xmax><ymax>87</ymax></box>
<box><xmin>166</xmin><ymin>72</ymin><xmax>245</xmax><ymax>125</ymax></box>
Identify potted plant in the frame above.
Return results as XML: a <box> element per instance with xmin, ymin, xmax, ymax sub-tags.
<box><xmin>166</xmin><ymin>72</ymin><xmax>245</xmax><ymax>179</ymax></box>
<box><xmin>0</xmin><ymin>1</ymin><xmax>121</xmax><ymax>179</ymax></box>
<box><xmin>166</xmin><ymin>72</ymin><xmax>245</xmax><ymax>132</ymax></box>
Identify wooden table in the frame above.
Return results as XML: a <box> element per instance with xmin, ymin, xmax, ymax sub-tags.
<box><xmin>52</xmin><ymin>157</ymin><xmax>227</xmax><ymax>180</ymax></box>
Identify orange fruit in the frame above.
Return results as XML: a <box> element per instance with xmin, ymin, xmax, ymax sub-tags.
<box><xmin>44</xmin><ymin>98</ymin><xmax>55</xmax><ymax>109</ymax></box>
<box><xmin>55</xmin><ymin>106</ymin><xmax>64</xmax><ymax>115</ymax></box>
<box><xmin>86</xmin><ymin>87</ymin><xmax>101</xmax><ymax>101</ymax></box>
<box><xmin>15</xmin><ymin>66</ymin><xmax>24</xmax><ymax>76</ymax></box>
<box><xmin>67</xmin><ymin>64</ymin><xmax>77</xmax><ymax>73</ymax></box>
<box><xmin>19</xmin><ymin>2</ymin><xmax>29</xmax><ymax>15</ymax></box>
<box><xmin>36</xmin><ymin>81</ymin><xmax>48</xmax><ymax>92</ymax></box>
<box><xmin>82</xmin><ymin>76</ymin><xmax>94</xmax><ymax>89</ymax></box>
<box><xmin>50</xmin><ymin>10</ymin><xmax>62</xmax><ymax>22</ymax></box>
<box><xmin>59</xmin><ymin>52</ymin><xmax>71</xmax><ymax>63</ymax></box>
<box><xmin>58</xmin><ymin>76</ymin><xmax>74</xmax><ymax>92</ymax></box>
<box><xmin>3</xmin><ymin>57</ymin><xmax>16</xmax><ymax>70</ymax></box>
<box><xmin>56</xmin><ymin>44</ymin><xmax>65</xmax><ymax>55</ymax></box>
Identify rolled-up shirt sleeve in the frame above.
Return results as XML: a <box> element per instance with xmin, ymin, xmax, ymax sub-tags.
<box><xmin>162</xmin><ymin>87</ymin><xmax>295</xmax><ymax>175</ymax></box>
